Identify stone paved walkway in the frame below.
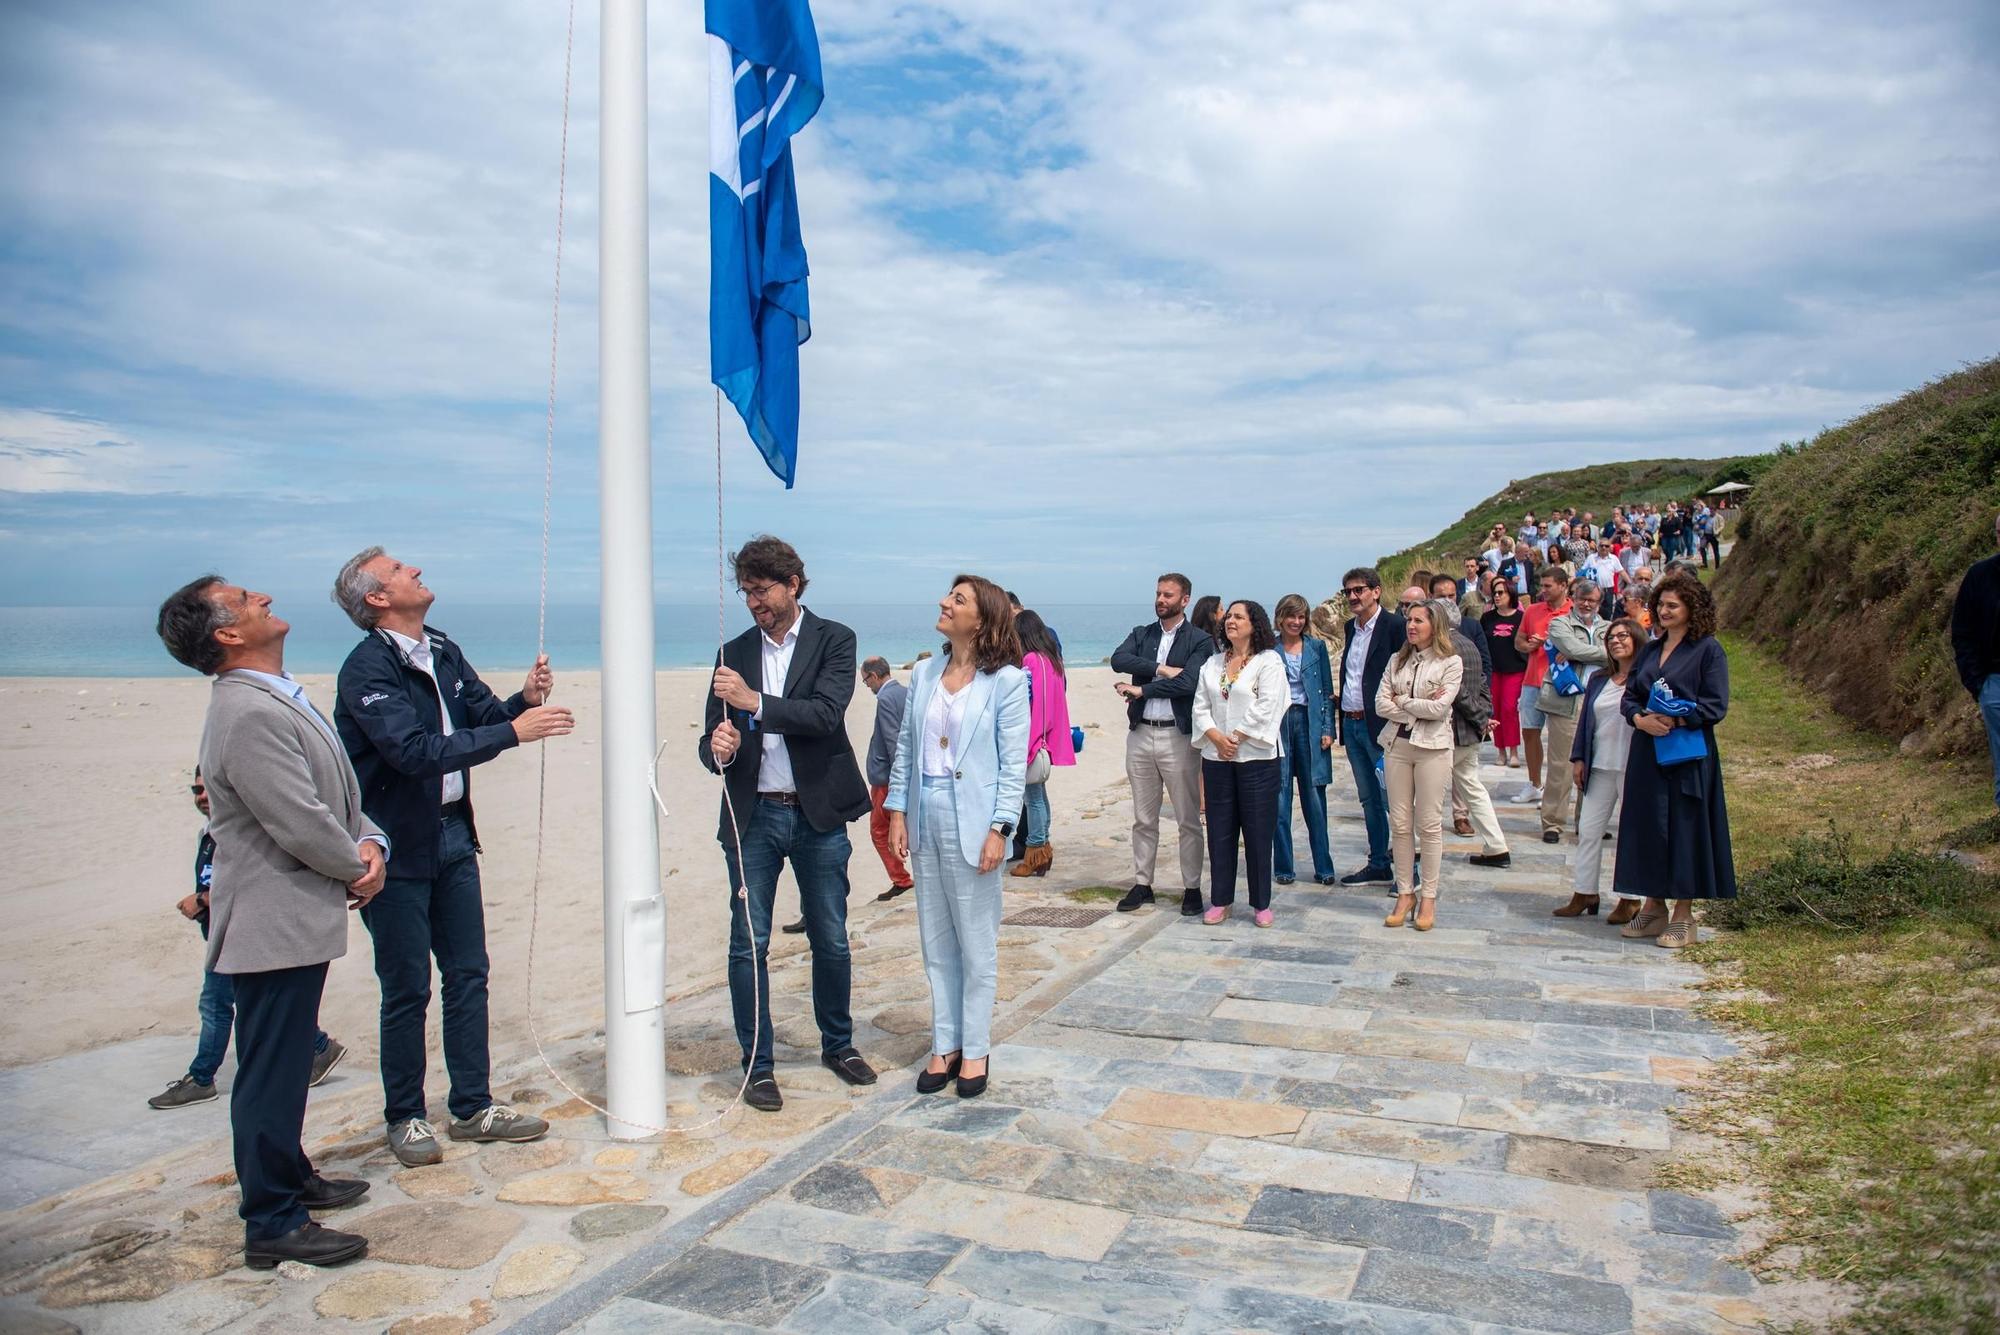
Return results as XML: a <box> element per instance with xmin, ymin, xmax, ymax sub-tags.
<box><xmin>518</xmin><ymin>753</ymin><xmax>1787</xmax><ymax>1335</ymax></box>
<box><xmin>0</xmin><ymin>747</ymin><xmax>1802</xmax><ymax>1334</ymax></box>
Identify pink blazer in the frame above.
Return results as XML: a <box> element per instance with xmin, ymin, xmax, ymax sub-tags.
<box><xmin>1024</xmin><ymin>652</ymin><xmax>1077</xmax><ymax>767</ymax></box>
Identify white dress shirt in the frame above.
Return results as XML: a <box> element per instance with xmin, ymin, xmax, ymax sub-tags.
<box><xmin>383</xmin><ymin>629</ymin><xmax>464</xmax><ymax>805</ymax></box>
<box><xmin>1142</xmin><ymin>621</ymin><xmax>1181</xmax><ymax>723</ymax></box>
<box><xmin>752</xmin><ymin>611</ymin><xmax>802</xmax><ymax>794</ymax></box>
<box><xmin>1341</xmin><ymin>609</ymin><xmax>1379</xmax><ymax>711</ymax></box>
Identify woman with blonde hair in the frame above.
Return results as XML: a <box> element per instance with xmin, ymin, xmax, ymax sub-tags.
<box><xmin>1270</xmin><ymin>593</ymin><xmax>1337</xmax><ymax>885</ymax></box>
<box><xmin>1376</xmin><ymin>598</ymin><xmax>1463</xmax><ymax>930</ymax></box>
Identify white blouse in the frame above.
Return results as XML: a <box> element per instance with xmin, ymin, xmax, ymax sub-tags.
<box><xmin>1591</xmin><ymin>677</ymin><xmax>1633</xmax><ymax>773</ymax></box>
<box><xmin>1191</xmin><ymin>650</ymin><xmax>1290</xmax><ymax>763</ymax></box>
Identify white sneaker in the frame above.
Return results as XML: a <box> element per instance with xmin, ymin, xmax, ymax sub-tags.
<box><xmin>1508</xmin><ymin>785</ymin><xmax>1542</xmax><ymax>803</ymax></box>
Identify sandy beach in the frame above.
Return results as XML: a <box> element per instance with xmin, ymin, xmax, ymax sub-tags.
<box><xmin>0</xmin><ymin>664</ymin><xmax>1145</xmax><ymax>1073</ymax></box>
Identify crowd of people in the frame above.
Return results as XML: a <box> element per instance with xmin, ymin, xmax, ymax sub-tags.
<box><xmin>150</xmin><ymin>504</ymin><xmax>1740</xmax><ymax>1273</ymax></box>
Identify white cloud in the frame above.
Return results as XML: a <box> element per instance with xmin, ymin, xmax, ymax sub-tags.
<box><xmin>0</xmin><ymin>409</ymin><xmax>227</xmax><ymax>494</ymax></box>
<box><xmin>0</xmin><ymin>0</ymin><xmax>1996</xmax><ymax>605</ymax></box>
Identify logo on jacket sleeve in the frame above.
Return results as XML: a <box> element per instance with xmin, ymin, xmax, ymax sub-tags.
<box><xmin>360</xmin><ymin>691</ymin><xmax>389</xmax><ymax>708</ymax></box>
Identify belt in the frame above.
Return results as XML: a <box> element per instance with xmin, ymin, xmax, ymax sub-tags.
<box><xmin>1139</xmin><ymin>718</ymin><xmax>1179</xmax><ymax>728</ymax></box>
<box><xmin>1342</xmin><ymin>709</ymin><xmax>1366</xmax><ymax>720</ymax></box>
<box><xmin>757</xmin><ymin>791</ymin><xmax>801</xmax><ymax>807</ymax></box>
<box><xmin>440</xmin><ymin>800</ymin><xmax>469</xmax><ymax>820</ymax></box>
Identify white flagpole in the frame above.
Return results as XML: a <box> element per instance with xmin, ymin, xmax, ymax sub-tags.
<box><xmin>597</xmin><ymin>0</ymin><xmax>667</xmax><ymax>1138</ymax></box>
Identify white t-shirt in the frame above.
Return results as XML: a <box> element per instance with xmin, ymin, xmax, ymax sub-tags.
<box><xmin>920</xmin><ymin>678</ymin><xmax>969</xmax><ymax>779</ymax></box>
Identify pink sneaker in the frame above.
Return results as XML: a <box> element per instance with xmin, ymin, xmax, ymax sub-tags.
<box><xmin>1254</xmin><ymin>909</ymin><xmax>1274</xmax><ymax>929</ymax></box>
<box><xmin>1202</xmin><ymin>905</ymin><xmax>1227</xmax><ymax>925</ymax></box>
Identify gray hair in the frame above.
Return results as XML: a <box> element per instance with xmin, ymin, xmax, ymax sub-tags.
<box><xmin>1572</xmin><ymin>578</ymin><xmax>1601</xmax><ymax>601</ymax></box>
<box><xmin>333</xmin><ymin>545</ymin><xmax>388</xmax><ymax>630</ymax></box>
<box><xmin>860</xmin><ymin>656</ymin><xmax>890</xmax><ymax>678</ymax></box>
<box><xmin>1624</xmin><ymin>580</ymin><xmax>1654</xmax><ymax>607</ymax></box>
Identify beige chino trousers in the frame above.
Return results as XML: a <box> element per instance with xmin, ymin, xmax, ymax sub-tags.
<box><xmin>1127</xmin><ymin>724</ymin><xmax>1205</xmax><ymax>891</ymax></box>
<box><xmin>1387</xmin><ymin>736</ymin><xmax>1452</xmax><ymax>899</ymax></box>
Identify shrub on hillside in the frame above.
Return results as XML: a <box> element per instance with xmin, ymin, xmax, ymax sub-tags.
<box><xmin>1707</xmin><ymin>827</ymin><xmax>1999</xmax><ymax>933</ymax></box>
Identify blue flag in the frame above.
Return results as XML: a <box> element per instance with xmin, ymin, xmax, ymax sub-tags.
<box><xmin>707</xmin><ymin>0</ymin><xmax>823</xmax><ymax>489</ymax></box>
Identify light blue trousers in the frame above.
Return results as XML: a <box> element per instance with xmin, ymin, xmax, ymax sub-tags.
<box><xmin>913</xmin><ymin>777</ymin><xmax>1004</xmax><ymax>1060</ymax></box>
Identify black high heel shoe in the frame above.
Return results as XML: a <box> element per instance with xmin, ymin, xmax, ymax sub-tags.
<box><xmin>915</xmin><ymin>1053</ymin><xmax>962</xmax><ymax>1095</ymax></box>
<box><xmin>956</xmin><ymin>1056</ymin><xmax>989</xmax><ymax>1099</ymax></box>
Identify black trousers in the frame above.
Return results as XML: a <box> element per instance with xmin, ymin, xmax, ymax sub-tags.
<box><xmin>1203</xmin><ymin>758</ymin><xmax>1281</xmax><ymax>910</ymax></box>
<box><xmin>231</xmin><ymin>960</ymin><xmax>328</xmax><ymax>1241</ymax></box>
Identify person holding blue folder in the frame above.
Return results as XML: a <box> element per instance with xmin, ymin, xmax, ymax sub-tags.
<box><xmin>1613</xmin><ymin>572</ymin><xmax>1736</xmax><ymax>948</ymax></box>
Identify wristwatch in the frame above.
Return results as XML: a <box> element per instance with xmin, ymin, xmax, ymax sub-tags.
<box><xmin>992</xmin><ymin>820</ymin><xmax>1015</xmax><ymax>838</ymax></box>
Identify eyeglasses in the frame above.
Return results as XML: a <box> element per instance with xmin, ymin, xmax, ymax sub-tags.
<box><xmin>738</xmin><ymin>581</ymin><xmax>784</xmax><ymax>603</ymax></box>
<box><xmin>189</xmin><ymin>784</ymin><xmax>206</xmax><ymax>795</ymax></box>
<box><xmin>1341</xmin><ymin>586</ymin><xmax>1371</xmax><ymax>598</ymax></box>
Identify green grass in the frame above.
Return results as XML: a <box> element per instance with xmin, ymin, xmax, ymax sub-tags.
<box><xmin>1715</xmin><ymin>632</ymin><xmax>1998</xmax><ymax>869</ymax></box>
<box><xmin>1066</xmin><ymin>886</ymin><xmax>1127</xmax><ymax>904</ymax></box>
<box><xmin>1684</xmin><ymin>632</ymin><xmax>2000</xmax><ymax>1332</ymax></box>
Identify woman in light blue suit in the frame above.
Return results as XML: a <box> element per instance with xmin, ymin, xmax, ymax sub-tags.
<box><xmin>886</xmin><ymin>574</ymin><xmax>1028</xmax><ymax>1099</ymax></box>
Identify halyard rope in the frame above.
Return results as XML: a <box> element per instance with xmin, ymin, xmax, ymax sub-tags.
<box><xmin>520</xmin><ymin>0</ymin><xmax>760</xmax><ymax>1138</ymax></box>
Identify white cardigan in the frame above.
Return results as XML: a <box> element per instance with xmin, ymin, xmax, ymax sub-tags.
<box><xmin>1374</xmin><ymin>649</ymin><xmax>1464</xmax><ymax>751</ymax></box>
<box><xmin>1191</xmin><ymin>650</ymin><xmax>1290</xmax><ymax>763</ymax></box>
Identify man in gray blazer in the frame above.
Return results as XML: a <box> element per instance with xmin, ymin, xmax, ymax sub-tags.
<box><xmin>861</xmin><ymin>657</ymin><xmax>914</xmax><ymax>901</ymax></box>
<box><xmin>157</xmin><ymin>576</ymin><xmax>386</xmax><ymax>1271</ymax></box>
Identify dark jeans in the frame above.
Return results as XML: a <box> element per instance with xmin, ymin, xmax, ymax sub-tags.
<box><xmin>190</xmin><ymin>966</ymin><xmax>329</xmax><ymax>1086</ymax></box>
<box><xmin>1342</xmin><ymin>723</ymin><xmax>1392</xmax><ymax>867</ymax></box>
<box><xmin>1274</xmin><ymin>705</ymin><xmax>1334</xmax><ymax>880</ymax></box>
<box><xmin>1203</xmin><ymin>758</ymin><xmax>1281</xmax><ymax>910</ymax></box>
<box><xmin>1983</xmin><ymin>676</ymin><xmax>2000</xmax><ymax>808</ymax></box>
<box><xmin>231</xmin><ymin>961</ymin><xmax>327</xmax><ymax>1241</ymax></box>
<box><xmin>722</xmin><ymin>798</ymin><xmax>855</xmax><ymax>1073</ymax></box>
<box><xmin>360</xmin><ymin>809</ymin><xmax>491</xmax><ymax>1125</ymax></box>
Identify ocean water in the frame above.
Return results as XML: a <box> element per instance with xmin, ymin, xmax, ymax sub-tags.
<box><xmin>0</xmin><ymin>602</ymin><xmax>1151</xmax><ymax>677</ymax></box>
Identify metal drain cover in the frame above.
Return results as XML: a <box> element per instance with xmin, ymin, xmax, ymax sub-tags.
<box><xmin>1001</xmin><ymin>905</ymin><xmax>1110</xmax><ymax>929</ymax></box>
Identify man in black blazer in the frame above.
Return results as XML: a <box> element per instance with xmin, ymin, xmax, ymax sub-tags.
<box><xmin>699</xmin><ymin>536</ymin><xmax>876</xmax><ymax>1112</ymax></box>
<box><xmin>1335</xmin><ymin>567</ymin><xmax>1406</xmax><ymax>884</ymax></box>
<box><xmin>1109</xmin><ymin>573</ymin><xmax>1215</xmax><ymax>916</ymax></box>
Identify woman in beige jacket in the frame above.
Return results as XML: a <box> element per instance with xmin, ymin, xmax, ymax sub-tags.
<box><xmin>1375</xmin><ymin>598</ymin><xmax>1464</xmax><ymax>929</ymax></box>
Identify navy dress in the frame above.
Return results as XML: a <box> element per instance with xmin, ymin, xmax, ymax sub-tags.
<box><xmin>1613</xmin><ymin>635</ymin><xmax>1737</xmax><ymax>901</ymax></box>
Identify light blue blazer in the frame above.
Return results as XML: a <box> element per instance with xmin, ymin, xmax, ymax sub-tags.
<box><xmin>883</xmin><ymin>657</ymin><xmax>1029</xmax><ymax>868</ymax></box>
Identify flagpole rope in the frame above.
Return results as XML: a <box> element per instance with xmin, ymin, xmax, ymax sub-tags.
<box><xmin>519</xmin><ymin>0</ymin><xmax>759</xmax><ymax>1140</ymax></box>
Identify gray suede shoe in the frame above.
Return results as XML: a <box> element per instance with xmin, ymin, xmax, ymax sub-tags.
<box><xmin>448</xmin><ymin>1104</ymin><xmax>550</xmax><ymax>1143</ymax></box>
<box><xmin>387</xmin><ymin>1118</ymin><xmax>444</xmax><ymax>1167</ymax></box>
<box><xmin>148</xmin><ymin>1075</ymin><xmax>218</xmax><ymax>1110</ymax></box>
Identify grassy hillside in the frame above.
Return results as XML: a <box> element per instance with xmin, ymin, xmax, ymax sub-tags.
<box><xmin>1713</xmin><ymin>357</ymin><xmax>2000</xmax><ymax>755</ymax></box>
<box><xmin>1375</xmin><ymin>454</ymin><xmax>1760</xmax><ymax>592</ymax></box>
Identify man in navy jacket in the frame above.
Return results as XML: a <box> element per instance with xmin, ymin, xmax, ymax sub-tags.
<box><xmin>1335</xmin><ymin>567</ymin><xmax>1407</xmax><ymax>884</ymax></box>
<box><xmin>333</xmin><ymin>548</ymin><xmax>573</xmax><ymax>1167</ymax></box>
<box><xmin>1952</xmin><ymin>511</ymin><xmax>2000</xmax><ymax>810</ymax></box>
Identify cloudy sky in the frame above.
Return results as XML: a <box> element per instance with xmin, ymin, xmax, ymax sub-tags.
<box><xmin>3</xmin><ymin>0</ymin><xmax>1996</xmax><ymax>611</ymax></box>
